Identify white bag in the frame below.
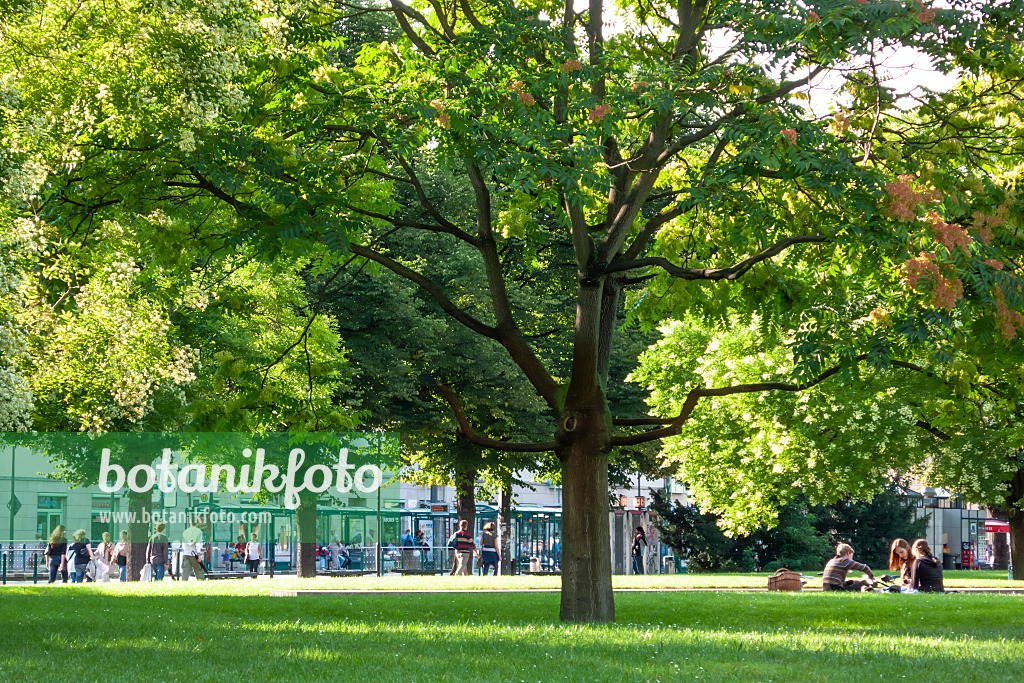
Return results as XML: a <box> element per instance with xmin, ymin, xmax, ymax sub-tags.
<box><xmin>139</xmin><ymin>564</ymin><xmax>153</xmax><ymax>582</ymax></box>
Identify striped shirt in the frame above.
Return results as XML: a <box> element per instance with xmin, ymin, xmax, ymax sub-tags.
<box><xmin>454</xmin><ymin>530</ymin><xmax>475</xmax><ymax>553</ymax></box>
<box><xmin>822</xmin><ymin>557</ymin><xmax>870</xmax><ymax>587</ymax></box>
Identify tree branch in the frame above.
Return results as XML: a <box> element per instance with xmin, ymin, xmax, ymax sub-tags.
<box><xmin>607</xmin><ymin>235</ymin><xmax>829</xmax><ymax>278</ymax></box>
<box><xmin>658</xmin><ymin>66</ymin><xmax>825</xmax><ymax>164</ymax></box>
<box><xmin>610</xmin><ymin>354</ymin><xmax>868</xmax><ymax>446</ymax></box>
<box><xmin>436</xmin><ymin>382</ymin><xmax>558</xmax><ymax>452</ymax></box>
<box><xmin>349</xmin><ymin>244</ymin><xmax>499</xmax><ymax>340</ymax></box>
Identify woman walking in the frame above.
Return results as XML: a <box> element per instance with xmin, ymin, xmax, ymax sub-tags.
<box><xmin>631</xmin><ymin>526</ymin><xmax>648</xmax><ymax>575</ymax></box>
<box><xmin>94</xmin><ymin>532</ymin><xmax>114</xmax><ymax>583</ymax></box>
<box><xmin>245</xmin><ymin>532</ymin><xmax>262</xmax><ymax>577</ymax></box>
<box><xmin>44</xmin><ymin>525</ymin><xmax>68</xmax><ymax>584</ymax></box>
<box><xmin>479</xmin><ymin>522</ymin><xmax>500</xmax><ymax>576</ymax></box>
<box><xmin>67</xmin><ymin>530</ymin><xmax>94</xmax><ymax>584</ymax></box>
<box><xmin>113</xmin><ymin>531</ymin><xmax>129</xmax><ymax>582</ymax></box>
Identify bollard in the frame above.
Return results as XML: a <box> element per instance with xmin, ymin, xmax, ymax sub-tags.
<box><xmin>2</xmin><ymin>551</ymin><xmax>6</xmax><ymax>585</ymax></box>
<box><xmin>33</xmin><ymin>553</ymin><xmax>38</xmax><ymax>584</ymax></box>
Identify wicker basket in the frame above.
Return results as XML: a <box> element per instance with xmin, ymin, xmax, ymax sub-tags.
<box><xmin>767</xmin><ymin>567</ymin><xmax>803</xmax><ymax>591</ymax></box>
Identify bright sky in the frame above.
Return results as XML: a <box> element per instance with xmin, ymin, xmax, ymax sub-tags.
<box><xmin>591</xmin><ymin>0</ymin><xmax>962</xmax><ymax>117</ymax></box>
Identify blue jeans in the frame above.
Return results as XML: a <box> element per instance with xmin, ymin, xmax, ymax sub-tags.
<box><xmin>151</xmin><ymin>563</ymin><xmax>165</xmax><ymax>581</ymax></box>
<box><xmin>118</xmin><ymin>565</ymin><xmax>126</xmax><ymax>582</ymax></box>
<box><xmin>48</xmin><ymin>557</ymin><xmax>67</xmax><ymax>583</ymax></box>
<box><xmin>72</xmin><ymin>565</ymin><xmax>87</xmax><ymax>583</ymax></box>
<box><xmin>632</xmin><ymin>555</ymin><xmax>644</xmax><ymax>575</ymax></box>
<box><xmin>480</xmin><ymin>549</ymin><xmax>499</xmax><ymax>576</ymax></box>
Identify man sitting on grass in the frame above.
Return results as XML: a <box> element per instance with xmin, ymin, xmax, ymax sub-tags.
<box><xmin>822</xmin><ymin>543</ymin><xmax>875</xmax><ymax>591</ymax></box>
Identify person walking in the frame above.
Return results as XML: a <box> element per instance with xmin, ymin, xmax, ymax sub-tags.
<box><xmin>94</xmin><ymin>532</ymin><xmax>113</xmax><ymax>583</ymax></box>
<box><xmin>245</xmin><ymin>532</ymin><xmax>262</xmax><ymax>577</ymax></box>
<box><xmin>181</xmin><ymin>520</ymin><xmax>206</xmax><ymax>581</ymax></box>
<box><xmin>146</xmin><ymin>523</ymin><xmax>171</xmax><ymax>581</ymax></box>
<box><xmin>67</xmin><ymin>530</ymin><xmax>94</xmax><ymax>584</ymax></box>
<box><xmin>454</xmin><ymin>519</ymin><xmax>476</xmax><ymax>576</ymax></box>
<box><xmin>631</xmin><ymin>527</ymin><xmax>648</xmax><ymax>575</ymax></box>
<box><xmin>479</xmin><ymin>522</ymin><xmax>500</xmax><ymax>576</ymax></box>
<box><xmin>44</xmin><ymin>525</ymin><xmax>68</xmax><ymax>584</ymax></box>
<box><xmin>113</xmin><ymin>531</ymin><xmax>129</xmax><ymax>582</ymax></box>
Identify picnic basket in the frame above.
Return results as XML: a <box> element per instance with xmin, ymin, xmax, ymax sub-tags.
<box><xmin>767</xmin><ymin>567</ymin><xmax>802</xmax><ymax>591</ymax></box>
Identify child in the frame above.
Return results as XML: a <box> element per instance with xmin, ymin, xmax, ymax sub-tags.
<box><xmin>822</xmin><ymin>543</ymin><xmax>875</xmax><ymax>591</ymax></box>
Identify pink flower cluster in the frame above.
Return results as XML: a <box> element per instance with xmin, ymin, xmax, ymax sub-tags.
<box><xmin>915</xmin><ymin>1</ymin><xmax>936</xmax><ymax>22</ymax></box>
<box><xmin>780</xmin><ymin>128</ymin><xmax>798</xmax><ymax>145</ymax></box>
<box><xmin>931</xmin><ymin>273</ymin><xmax>964</xmax><ymax>310</ymax></box>
<box><xmin>984</xmin><ymin>259</ymin><xmax>1005</xmax><ymax>270</ymax></box>
<box><xmin>971</xmin><ymin>208</ymin><xmax>1008</xmax><ymax>245</ymax></box>
<box><xmin>884</xmin><ymin>175</ymin><xmax>941</xmax><ymax>222</ymax></box>
<box><xmin>589</xmin><ymin>103</ymin><xmax>611</xmax><ymax>122</ymax></box>
<box><xmin>807</xmin><ymin>11</ymin><xmax>820</xmax><ymax>23</ymax></box>
<box><xmin>929</xmin><ymin>212</ymin><xmax>969</xmax><ymax>252</ymax></box>
<box><xmin>994</xmin><ymin>287</ymin><xmax>1024</xmax><ymax>341</ymax></box>
<box><xmin>508</xmin><ymin>79</ymin><xmax>535</xmax><ymax>106</ymax></box>
<box><xmin>560</xmin><ymin>59</ymin><xmax>583</xmax><ymax>74</ymax></box>
<box><xmin>903</xmin><ymin>252</ymin><xmax>963</xmax><ymax>310</ymax></box>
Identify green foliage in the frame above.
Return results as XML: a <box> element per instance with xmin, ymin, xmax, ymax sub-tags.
<box><xmin>653</xmin><ymin>486</ymin><xmax>929</xmax><ymax>572</ymax></box>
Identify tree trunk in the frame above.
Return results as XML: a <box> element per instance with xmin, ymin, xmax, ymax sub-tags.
<box><xmin>296</xmin><ymin>498</ymin><xmax>317</xmax><ymax>578</ymax></box>
<box><xmin>1008</xmin><ymin>469</ymin><xmax>1024</xmax><ymax>579</ymax></box>
<box><xmin>454</xmin><ymin>464</ymin><xmax>477</xmax><ymax>534</ymax></box>
<box><xmin>127</xmin><ymin>489</ymin><xmax>151</xmax><ymax>582</ymax></box>
<box><xmin>498</xmin><ymin>480</ymin><xmax>512</xmax><ymax>576</ymax></box>
<box><xmin>558</xmin><ymin>428</ymin><xmax>614</xmax><ymax>622</ymax></box>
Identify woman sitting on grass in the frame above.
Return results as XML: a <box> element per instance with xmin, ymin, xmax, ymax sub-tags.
<box><xmin>888</xmin><ymin>538</ymin><xmax>915</xmax><ymax>593</ymax></box>
<box><xmin>909</xmin><ymin>539</ymin><xmax>944</xmax><ymax>593</ymax></box>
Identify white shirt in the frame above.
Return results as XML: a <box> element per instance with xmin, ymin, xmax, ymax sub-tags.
<box><xmin>182</xmin><ymin>526</ymin><xmax>204</xmax><ymax>556</ymax></box>
<box><xmin>246</xmin><ymin>542</ymin><xmax>261</xmax><ymax>559</ymax></box>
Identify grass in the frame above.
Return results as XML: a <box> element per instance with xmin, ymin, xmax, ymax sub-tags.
<box><xmin>2</xmin><ymin>579</ymin><xmax>1024</xmax><ymax>681</ymax></box>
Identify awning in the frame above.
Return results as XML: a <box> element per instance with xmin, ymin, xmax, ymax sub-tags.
<box><xmin>985</xmin><ymin>519</ymin><xmax>1010</xmax><ymax>533</ymax></box>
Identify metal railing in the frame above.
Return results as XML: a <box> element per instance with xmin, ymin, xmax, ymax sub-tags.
<box><xmin>1</xmin><ymin>543</ymin><xmax>45</xmax><ymax>584</ymax></box>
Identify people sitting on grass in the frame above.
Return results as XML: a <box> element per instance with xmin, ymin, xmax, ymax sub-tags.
<box><xmin>821</xmin><ymin>542</ymin><xmax>875</xmax><ymax>591</ymax></box>
<box><xmin>888</xmin><ymin>538</ymin><xmax>916</xmax><ymax>593</ymax></box>
<box><xmin>908</xmin><ymin>539</ymin><xmax>944</xmax><ymax>593</ymax></box>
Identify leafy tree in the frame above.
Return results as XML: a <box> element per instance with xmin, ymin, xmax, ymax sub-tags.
<box><xmin>6</xmin><ymin>0</ymin><xmax>1024</xmax><ymax>619</ymax></box>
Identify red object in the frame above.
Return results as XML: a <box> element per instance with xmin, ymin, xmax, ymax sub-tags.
<box><xmin>985</xmin><ymin>519</ymin><xmax>1010</xmax><ymax>533</ymax></box>
<box><xmin>962</xmin><ymin>548</ymin><xmax>974</xmax><ymax>568</ymax></box>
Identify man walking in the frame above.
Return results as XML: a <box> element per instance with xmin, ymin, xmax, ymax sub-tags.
<box><xmin>181</xmin><ymin>519</ymin><xmax>206</xmax><ymax>581</ymax></box>
<box><xmin>454</xmin><ymin>519</ymin><xmax>476</xmax><ymax>576</ymax></box>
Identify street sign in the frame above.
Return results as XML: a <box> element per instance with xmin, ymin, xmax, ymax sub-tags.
<box><xmin>6</xmin><ymin>495</ymin><xmax>21</xmax><ymax>516</ymax></box>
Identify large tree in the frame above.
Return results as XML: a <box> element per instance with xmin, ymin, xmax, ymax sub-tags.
<box><xmin>5</xmin><ymin>0</ymin><xmax>1024</xmax><ymax>618</ymax></box>
<box><xmin>331</xmin><ymin>0</ymin><xmax>1024</xmax><ymax>621</ymax></box>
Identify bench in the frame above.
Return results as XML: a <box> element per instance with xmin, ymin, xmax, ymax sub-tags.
<box><xmin>393</xmin><ymin>568</ymin><xmax>448</xmax><ymax>576</ymax></box>
<box><xmin>319</xmin><ymin>570</ymin><xmax>377</xmax><ymax>577</ymax></box>
<box><xmin>521</xmin><ymin>570</ymin><xmax>561</xmax><ymax>576</ymax></box>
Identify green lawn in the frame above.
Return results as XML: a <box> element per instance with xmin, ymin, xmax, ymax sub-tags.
<box><xmin>2</xmin><ymin>580</ymin><xmax>1023</xmax><ymax>681</ymax></box>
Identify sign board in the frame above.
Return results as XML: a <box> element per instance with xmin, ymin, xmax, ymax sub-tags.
<box><xmin>6</xmin><ymin>495</ymin><xmax>21</xmax><ymax>516</ymax></box>
<box><xmin>430</xmin><ymin>503</ymin><xmax>449</xmax><ymax>513</ymax></box>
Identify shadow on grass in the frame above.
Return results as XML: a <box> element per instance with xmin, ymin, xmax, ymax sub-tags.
<box><xmin>2</xmin><ymin>590</ymin><xmax>1023</xmax><ymax>682</ymax></box>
